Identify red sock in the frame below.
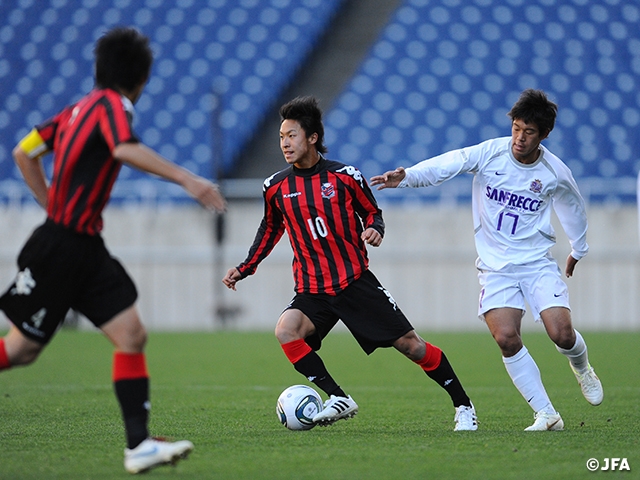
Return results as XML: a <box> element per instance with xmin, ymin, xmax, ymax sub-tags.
<box><xmin>0</xmin><ymin>338</ymin><xmax>11</xmax><ymax>371</ymax></box>
<box><xmin>112</xmin><ymin>352</ymin><xmax>148</xmax><ymax>381</ymax></box>
<box><xmin>415</xmin><ymin>342</ymin><xmax>442</xmax><ymax>372</ymax></box>
<box><xmin>113</xmin><ymin>352</ymin><xmax>150</xmax><ymax>449</ymax></box>
<box><xmin>281</xmin><ymin>339</ymin><xmax>312</xmax><ymax>364</ymax></box>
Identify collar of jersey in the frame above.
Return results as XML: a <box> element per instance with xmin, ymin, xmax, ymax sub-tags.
<box><xmin>120</xmin><ymin>95</ymin><xmax>135</xmax><ymax>119</ymax></box>
<box><xmin>292</xmin><ymin>155</ymin><xmax>325</xmax><ymax>177</ymax></box>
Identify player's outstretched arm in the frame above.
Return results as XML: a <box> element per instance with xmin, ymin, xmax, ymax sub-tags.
<box><xmin>369</xmin><ymin>167</ymin><xmax>406</xmax><ymax>190</ymax></box>
<box><xmin>222</xmin><ymin>267</ymin><xmax>243</xmax><ymax>291</ymax></box>
<box><xmin>113</xmin><ymin>142</ymin><xmax>226</xmax><ymax>212</ymax></box>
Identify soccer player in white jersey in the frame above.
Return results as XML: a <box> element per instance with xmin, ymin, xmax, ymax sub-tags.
<box><xmin>370</xmin><ymin>89</ymin><xmax>603</xmax><ymax>431</ymax></box>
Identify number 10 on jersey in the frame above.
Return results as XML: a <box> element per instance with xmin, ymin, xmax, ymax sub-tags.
<box><xmin>307</xmin><ymin>216</ymin><xmax>328</xmax><ymax>239</ymax></box>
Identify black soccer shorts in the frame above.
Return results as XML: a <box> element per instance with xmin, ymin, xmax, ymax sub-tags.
<box><xmin>0</xmin><ymin>220</ymin><xmax>138</xmax><ymax>344</ymax></box>
<box><xmin>285</xmin><ymin>270</ymin><xmax>414</xmax><ymax>354</ymax></box>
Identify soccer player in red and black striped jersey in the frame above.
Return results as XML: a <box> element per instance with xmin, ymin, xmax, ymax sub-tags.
<box><xmin>0</xmin><ymin>27</ymin><xmax>225</xmax><ymax>474</ymax></box>
<box><xmin>223</xmin><ymin>96</ymin><xmax>478</xmax><ymax>431</ymax></box>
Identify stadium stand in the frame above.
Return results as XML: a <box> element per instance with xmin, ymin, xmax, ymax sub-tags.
<box><xmin>0</xmin><ymin>0</ymin><xmax>344</xmax><ymax>204</ymax></box>
<box><xmin>324</xmin><ymin>0</ymin><xmax>640</xmax><ymax>205</ymax></box>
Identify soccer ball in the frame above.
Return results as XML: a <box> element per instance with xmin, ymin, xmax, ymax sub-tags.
<box><xmin>276</xmin><ymin>385</ymin><xmax>323</xmax><ymax>430</ymax></box>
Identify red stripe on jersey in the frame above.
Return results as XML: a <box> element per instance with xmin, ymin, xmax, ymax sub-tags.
<box><xmin>51</xmin><ymin>104</ymin><xmax>102</xmax><ymax>225</ymax></box>
<box><xmin>309</xmin><ymin>173</ymin><xmax>345</xmax><ymax>294</ymax></box>
<box><xmin>77</xmin><ymin>159</ymin><xmax>121</xmax><ymax>234</ymax></box>
<box><xmin>328</xmin><ymin>172</ymin><xmax>362</xmax><ymax>287</ymax></box>
<box><xmin>40</xmin><ymin>89</ymin><xmax>136</xmax><ymax>234</ymax></box>
<box><xmin>277</xmin><ymin>175</ymin><xmax>312</xmax><ymax>291</ymax></box>
<box><xmin>236</xmin><ymin>182</ymin><xmax>286</xmax><ymax>278</ymax></box>
<box><xmin>237</xmin><ymin>159</ymin><xmax>383</xmax><ymax>295</ymax></box>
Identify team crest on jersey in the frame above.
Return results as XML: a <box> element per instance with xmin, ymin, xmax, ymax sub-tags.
<box><xmin>529</xmin><ymin>179</ymin><xmax>543</xmax><ymax>194</ymax></box>
<box><xmin>321</xmin><ymin>182</ymin><xmax>335</xmax><ymax>199</ymax></box>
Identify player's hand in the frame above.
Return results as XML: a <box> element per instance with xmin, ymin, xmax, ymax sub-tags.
<box><xmin>184</xmin><ymin>175</ymin><xmax>227</xmax><ymax>213</ymax></box>
<box><xmin>565</xmin><ymin>254</ymin><xmax>579</xmax><ymax>278</ymax></box>
<box><xmin>361</xmin><ymin>227</ymin><xmax>382</xmax><ymax>247</ymax></box>
<box><xmin>222</xmin><ymin>267</ymin><xmax>242</xmax><ymax>290</ymax></box>
<box><xmin>370</xmin><ymin>167</ymin><xmax>406</xmax><ymax>190</ymax></box>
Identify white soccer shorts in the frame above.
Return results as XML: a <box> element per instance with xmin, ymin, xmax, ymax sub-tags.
<box><xmin>476</xmin><ymin>255</ymin><xmax>571</xmax><ymax>322</ymax></box>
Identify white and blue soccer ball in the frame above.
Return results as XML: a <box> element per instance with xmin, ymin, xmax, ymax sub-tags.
<box><xmin>276</xmin><ymin>385</ymin><xmax>323</xmax><ymax>430</ymax></box>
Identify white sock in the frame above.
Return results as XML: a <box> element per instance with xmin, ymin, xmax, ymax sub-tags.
<box><xmin>503</xmin><ymin>346</ymin><xmax>556</xmax><ymax>414</ymax></box>
<box><xmin>556</xmin><ymin>329</ymin><xmax>589</xmax><ymax>373</ymax></box>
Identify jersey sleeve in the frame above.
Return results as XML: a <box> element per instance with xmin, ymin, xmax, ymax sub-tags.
<box><xmin>399</xmin><ymin>148</ymin><xmax>474</xmax><ymax>188</ymax></box>
<box><xmin>20</xmin><ymin>105</ymin><xmax>75</xmax><ymax>158</ymax></box>
<box><xmin>236</xmin><ymin>181</ymin><xmax>286</xmax><ymax>278</ymax></box>
<box><xmin>551</xmin><ymin>161</ymin><xmax>589</xmax><ymax>260</ymax></box>
<box><xmin>399</xmin><ymin>138</ymin><xmax>508</xmax><ymax>188</ymax></box>
<box><xmin>16</xmin><ymin>128</ymin><xmax>49</xmax><ymax>159</ymax></box>
<box><xmin>351</xmin><ymin>174</ymin><xmax>384</xmax><ymax>236</ymax></box>
<box><xmin>100</xmin><ymin>91</ymin><xmax>139</xmax><ymax>152</ymax></box>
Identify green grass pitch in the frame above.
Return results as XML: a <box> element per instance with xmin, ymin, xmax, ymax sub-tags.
<box><xmin>0</xmin><ymin>330</ymin><xmax>638</xmax><ymax>479</ymax></box>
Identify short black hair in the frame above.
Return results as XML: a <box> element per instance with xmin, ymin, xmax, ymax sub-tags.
<box><xmin>508</xmin><ymin>89</ymin><xmax>557</xmax><ymax>136</ymax></box>
<box><xmin>94</xmin><ymin>27</ymin><xmax>153</xmax><ymax>92</ymax></box>
<box><xmin>279</xmin><ymin>96</ymin><xmax>327</xmax><ymax>154</ymax></box>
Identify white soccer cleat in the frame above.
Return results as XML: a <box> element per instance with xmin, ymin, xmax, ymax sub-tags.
<box><xmin>124</xmin><ymin>437</ymin><xmax>194</xmax><ymax>474</ymax></box>
<box><xmin>312</xmin><ymin>395</ymin><xmax>358</xmax><ymax>426</ymax></box>
<box><xmin>524</xmin><ymin>411</ymin><xmax>564</xmax><ymax>431</ymax></box>
<box><xmin>571</xmin><ymin>363</ymin><xmax>603</xmax><ymax>406</ymax></box>
<box><xmin>454</xmin><ymin>402</ymin><xmax>478</xmax><ymax>431</ymax></box>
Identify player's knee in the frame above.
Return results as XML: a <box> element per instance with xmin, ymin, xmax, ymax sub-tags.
<box><xmin>116</xmin><ymin>322</ymin><xmax>147</xmax><ymax>353</ymax></box>
<box><xmin>131</xmin><ymin>328</ymin><xmax>147</xmax><ymax>351</ymax></box>
<box><xmin>11</xmin><ymin>347</ymin><xmax>41</xmax><ymax>366</ymax></box>
<box><xmin>394</xmin><ymin>333</ymin><xmax>424</xmax><ymax>361</ymax></box>
<box><xmin>551</xmin><ymin>328</ymin><xmax>575</xmax><ymax>350</ymax></box>
<box><xmin>493</xmin><ymin>332</ymin><xmax>522</xmax><ymax>356</ymax></box>
<box><xmin>275</xmin><ymin>310</ymin><xmax>312</xmax><ymax>344</ymax></box>
<box><xmin>275</xmin><ymin>322</ymin><xmax>302</xmax><ymax>344</ymax></box>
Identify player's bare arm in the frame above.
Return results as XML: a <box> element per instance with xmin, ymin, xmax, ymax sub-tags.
<box><xmin>565</xmin><ymin>254</ymin><xmax>579</xmax><ymax>278</ymax></box>
<box><xmin>113</xmin><ymin>142</ymin><xmax>226</xmax><ymax>212</ymax></box>
<box><xmin>12</xmin><ymin>145</ymin><xmax>49</xmax><ymax>209</ymax></box>
<box><xmin>222</xmin><ymin>267</ymin><xmax>242</xmax><ymax>291</ymax></box>
<box><xmin>181</xmin><ymin>175</ymin><xmax>226</xmax><ymax>213</ymax></box>
<box><xmin>369</xmin><ymin>167</ymin><xmax>406</xmax><ymax>190</ymax></box>
<box><xmin>361</xmin><ymin>227</ymin><xmax>382</xmax><ymax>247</ymax></box>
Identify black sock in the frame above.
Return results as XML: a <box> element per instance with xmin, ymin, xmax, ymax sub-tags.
<box><xmin>424</xmin><ymin>353</ymin><xmax>471</xmax><ymax>408</ymax></box>
<box><xmin>294</xmin><ymin>351</ymin><xmax>346</xmax><ymax>397</ymax></box>
<box><xmin>114</xmin><ymin>378</ymin><xmax>150</xmax><ymax>449</ymax></box>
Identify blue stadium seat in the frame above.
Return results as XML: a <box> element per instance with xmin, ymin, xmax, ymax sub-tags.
<box><xmin>325</xmin><ymin>0</ymin><xmax>640</xmax><ymax>204</ymax></box>
<box><xmin>0</xmin><ymin>0</ymin><xmax>344</xmax><ymax>204</ymax></box>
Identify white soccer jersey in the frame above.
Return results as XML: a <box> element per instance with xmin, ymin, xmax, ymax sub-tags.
<box><xmin>399</xmin><ymin>136</ymin><xmax>589</xmax><ymax>271</ymax></box>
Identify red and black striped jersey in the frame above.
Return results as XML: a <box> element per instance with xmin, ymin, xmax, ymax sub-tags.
<box><xmin>237</xmin><ymin>157</ymin><xmax>385</xmax><ymax>295</ymax></box>
<box><xmin>35</xmin><ymin>88</ymin><xmax>138</xmax><ymax>234</ymax></box>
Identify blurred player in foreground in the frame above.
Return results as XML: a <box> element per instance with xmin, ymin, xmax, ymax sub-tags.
<box><xmin>0</xmin><ymin>27</ymin><xmax>226</xmax><ymax>473</ymax></box>
<box><xmin>223</xmin><ymin>96</ymin><xmax>477</xmax><ymax>431</ymax></box>
<box><xmin>371</xmin><ymin>89</ymin><xmax>603</xmax><ymax>431</ymax></box>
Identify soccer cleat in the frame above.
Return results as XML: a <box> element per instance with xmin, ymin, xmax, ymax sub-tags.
<box><xmin>524</xmin><ymin>411</ymin><xmax>564</xmax><ymax>431</ymax></box>
<box><xmin>312</xmin><ymin>395</ymin><xmax>358</xmax><ymax>426</ymax></box>
<box><xmin>124</xmin><ymin>437</ymin><xmax>194</xmax><ymax>474</ymax></box>
<box><xmin>571</xmin><ymin>363</ymin><xmax>603</xmax><ymax>406</ymax></box>
<box><xmin>454</xmin><ymin>402</ymin><xmax>478</xmax><ymax>431</ymax></box>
